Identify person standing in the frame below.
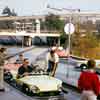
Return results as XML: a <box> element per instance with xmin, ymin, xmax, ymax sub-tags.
<box><xmin>46</xmin><ymin>49</ymin><xmax>59</xmax><ymax>76</ymax></box>
<box><xmin>0</xmin><ymin>47</ymin><xmax>7</xmax><ymax>91</ymax></box>
<box><xmin>78</xmin><ymin>59</ymin><xmax>100</xmax><ymax>100</ymax></box>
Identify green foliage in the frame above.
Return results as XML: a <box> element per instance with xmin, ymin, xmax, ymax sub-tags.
<box><xmin>0</xmin><ymin>6</ymin><xmax>17</xmax><ymax>29</ymax></box>
<box><xmin>44</xmin><ymin>14</ymin><xmax>64</xmax><ymax>31</ymax></box>
<box><xmin>2</xmin><ymin>6</ymin><xmax>12</xmax><ymax>16</ymax></box>
<box><xmin>60</xmin><ymin>33</ymin><xmax>68</xmax><ymax>48</ymax></box>
<box><xmin>86</xmin><ymin>33</ymin><xmax>99</xmax><ymax>48</ymax></box>
<box><xmin>72</xmin><ymin>32</ymin><xmax>100</xmax><ymax>58</ymax></box>
<box><xmin>2</xmin><ymin>6</ymin><xmax>17</xmax><ymax>16</ymax></box>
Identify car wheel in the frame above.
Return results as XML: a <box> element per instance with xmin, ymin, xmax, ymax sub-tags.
<box><xmin>22</xmin><ymin>84</ymin><xmax>30</xmax><ymax>93</ymax></box>
<box><xmin>4</xmin><ymin>72</ymin><xmax>13</xmax><ymax>82</ymax></box>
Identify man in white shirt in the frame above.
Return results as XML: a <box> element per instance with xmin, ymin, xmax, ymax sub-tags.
<box><xmin>46</xmin><ymin>49</ymin><xmax>59</xmax><ymax>76</ymax></box>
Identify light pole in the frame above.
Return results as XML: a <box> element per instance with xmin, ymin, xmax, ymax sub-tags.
<box><xmin>63</xmin><ymin>8</ymin><xmax>80</xmax><ymax>55</ymax></box>
<box><xmin>64</xmin><ymin>21</ymin><xmax>75</xmax><ymax>78</ymax></box>
<box><xmin>47</xmin><ymin>5</ymin><xmax>80</xmax><ymax>55</ymax></box>
<box><xmin>62</xmin><ymin>8</ymin><xmax>79</xmax><ymax>78</ymax></box>
<box><xmin>64</xmin><ymin>23</ymin><xmax>75</xmax><ymax>55</ymax></box>
<box><xmin>69</xmin><ymin>16</ymin><xmax>72</xmax><ymax>55</ymax></box>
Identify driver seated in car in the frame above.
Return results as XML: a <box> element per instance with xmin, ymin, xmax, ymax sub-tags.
<box><xmin>17</xmin><ymin>58</ymin><xmax>33</xmax><ymax>78</ymax></box>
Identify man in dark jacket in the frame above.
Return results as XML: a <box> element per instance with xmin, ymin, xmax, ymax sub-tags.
<box><xmin>17</xmin><ymin>58</ymin><xmax>33</xmax><ymax>78</ymax></box>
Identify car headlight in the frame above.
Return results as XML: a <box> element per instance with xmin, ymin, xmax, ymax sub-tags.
<box><xmin>57</xmin><ymin>84</ymin><xmax>62</xmax><ymax>91</ymax></box>
<box><xmin>31</xmin><ymin>85</ymin><xmax>40</xmax><ymax>93</ymax></box>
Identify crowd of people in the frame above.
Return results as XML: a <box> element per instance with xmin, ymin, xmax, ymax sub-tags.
<box><xmin>15</xmin><ymin>49</ymin><xmax>100</xmax><ymax>100</ymax></box>
<box><xmin>0</xmin><ymin>46</ymin><xmax>100</xmax><ymax>100</ymax></box>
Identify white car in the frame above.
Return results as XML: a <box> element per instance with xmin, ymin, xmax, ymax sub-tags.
<box><xmin>4</xmin><ymin>64</ymin><xmax>62</xmax><ymax>94</ymax></box>
<box><xmin>16</xmin><ymin>74</ymin><xmax>62</xmax><ymax>94</ymax></box>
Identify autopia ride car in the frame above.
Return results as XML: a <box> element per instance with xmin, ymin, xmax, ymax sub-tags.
<box><xmin>4</xmin><ymin>63</ymin><xmax>62</xmax><ymax>95</ymax></box>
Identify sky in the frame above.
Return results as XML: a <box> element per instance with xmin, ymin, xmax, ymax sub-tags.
<box><xmin>0</xmin><ymin>0</ymin><xmax>100</xmax><ymax>16</ymax></box>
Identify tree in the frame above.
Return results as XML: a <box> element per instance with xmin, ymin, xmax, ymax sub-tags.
<box><xmin>0</xmin><ymin>7</ymin><xmax>17</xmax><ymax>30</ymax></box>
<box><xmin>44</xmin><ymin>14</ymin><xmax>64</xmax><ymax>31</ymax></box>
<box><xmin>96</xmin><ymin>20</ymin><xmax>100</xmax><ymax>38</ymax></box>
<box><xmin>43</xmin><ymin>14</ymin><xmax>65</xmax><ymax>46</ymax></box>
<box><xmin>72</xmin><ymin>32</ymin><xmax>99</xmax><ymax>58</ymax></box>
<box><xmin>11</xmin><ymin>9</ymin><xmax>17</xmax><ymax>16</ymax></box>
<box><xmin>2</xmin><ymin>6</ymin><xmax>12</xmax><ymax>16</ymax></box>
<box><xmin>60</xmin><ymin>33</ymin><xmax>68</xmax><ymax>49</ymax></box>
<box><xmin>2</xmin><ymin>6</ymin><xmax>17</xmax><ymax>16</ymax></box>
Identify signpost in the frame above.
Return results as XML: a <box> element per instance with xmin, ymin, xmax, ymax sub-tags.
<box><xmin>64</xmin><ymin>23</ymin><xmax>75</xmax><ymax>55</ymax></box>
<box><xmin>64</xmin><ymin>23</ymin><xmax>75</xmax><ymax>78</ymax></box>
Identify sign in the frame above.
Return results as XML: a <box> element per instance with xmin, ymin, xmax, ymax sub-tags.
<box><xmin>64</xmin><ymin>23</ymin><xmax>75</xmax><ymax>34</ymax></box>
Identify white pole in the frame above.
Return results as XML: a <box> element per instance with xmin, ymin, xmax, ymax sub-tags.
<box><xmin>68</xmin><ymin>14</ymin><xmax>72</xmax><ymax>55</ymax></box>
<box><xmin>66</xmin><ymin>13</ymin><xmax>72</xmax><ymax>78</ymax></box>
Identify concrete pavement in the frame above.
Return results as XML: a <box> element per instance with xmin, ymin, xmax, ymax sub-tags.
<box><xmin>6</xmin><ymin>46</ymin><xmax>35</xmax><ymax>59</ymax></box>
<box><xmin>0</xmin><ymin>83</ymin><xmax>36</xmax><ymax>100</ymax></box>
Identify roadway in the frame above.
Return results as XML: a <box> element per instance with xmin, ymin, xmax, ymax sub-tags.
<box><xmin>0</xmin><ymin>46</ymin><xmax>81</xmax><ymax>100</ymax></box>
